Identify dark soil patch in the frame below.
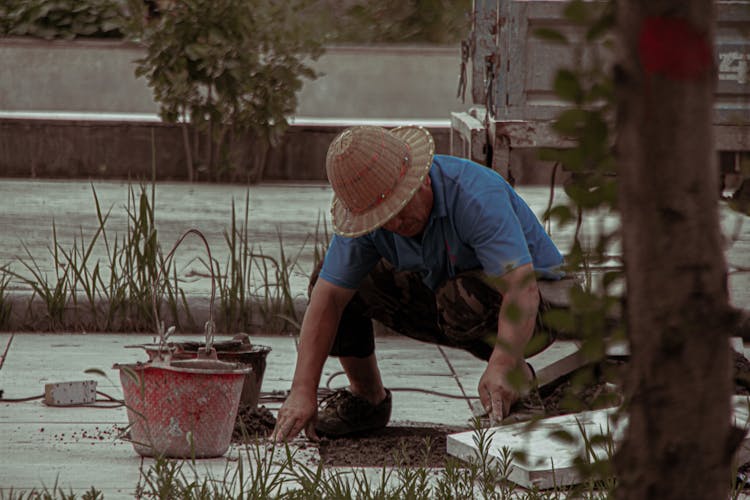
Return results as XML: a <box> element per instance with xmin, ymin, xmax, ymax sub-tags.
<box><xmin>318</xmin><ymin>424</ymin><xmax>465</xmax><ymax>468</ymax></box>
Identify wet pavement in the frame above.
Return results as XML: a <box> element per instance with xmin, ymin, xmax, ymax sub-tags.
<box><xmin>0</xmin><ymin>179</ymin><xmax>748</xmax><ymax>496</ymax></box>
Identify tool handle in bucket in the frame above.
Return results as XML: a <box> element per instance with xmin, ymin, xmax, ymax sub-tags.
<box><xmin>152</xmin><ymin>229</ymin><xmax>217</xmax><ymax>353</ymax></box>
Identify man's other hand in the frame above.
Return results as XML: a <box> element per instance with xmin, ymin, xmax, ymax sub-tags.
<box><xmin>477</xmin><ymin>358</ymin><xmax>533</xmax><ymax>424</ymax></box>
<box><xmin>271</xmin><ymin>389</ymin><xmax>319</xmax><ymax>443</ymax></box>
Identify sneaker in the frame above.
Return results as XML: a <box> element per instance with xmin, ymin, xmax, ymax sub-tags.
<box><xmin>315</xmin><ymin>388</ymin><xmax>392</xmax><ymax>437</ymax></box>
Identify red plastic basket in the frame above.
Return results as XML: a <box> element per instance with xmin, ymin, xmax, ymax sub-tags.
<box><xmin>115</xmin><ymin>229</ymin><xmax>250</xmax><ymax>458</ymax></box>
<box><xmin>117</xmin><ymin>359</ymin><xmax>248</xmax><ymax>458</ymax></box>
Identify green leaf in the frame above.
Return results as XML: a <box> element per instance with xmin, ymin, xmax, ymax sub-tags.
<box><xmin>534</xmin><ymin>27</ymin><xmax>568</xmax><ymax>45</ymax></box>
<box><xmin>554</xmin><ymin>69</ymin><xmax>583</xmax><ymax>103</ymax></box>
<box><xmin>84</xmin><ymin>368</ymin><xmax>108</xmax><ymax>377</ymax></box>
<box><xmin>553</xmin><ymin>109</ymin><xmax>587</xmax><ymax>136</ymax></box>
<box><xmin>544</xmin><ymin>204</ymin><xmax>576</xmax><ymax>226</ymax></box>
<box><xmin>504</xmin><ymin>302</ymin><xmax>522</xmax><ymax>324</ymax></box>
<box><xmin>549</xmin><ymin>429</ymin><xmax>577</xmax><ymax>444</ymax></box>
<box><xmin>538</xmin><ymin>147</ymin><xmax>566</xmax><ymax>163</ymax></box>
<box><xmin>563</xmin><ymin>0</ymin><xmax>589</xmax><ymax>24</ymax></box>
<box><xmin>543</xmin><ymin>309</ymin><xmax>576</xmax><ymax>333</ymax></box>
<box><xmin>587</xmin><ymin>11</ymin><xmax>614</xmax><ymax>42</ymax></box>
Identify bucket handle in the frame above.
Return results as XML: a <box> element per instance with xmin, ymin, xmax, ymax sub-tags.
<box><xmin>152</xmin><ymin>229</ymin><xmax>217</xmax><ymax>355</ymax></box>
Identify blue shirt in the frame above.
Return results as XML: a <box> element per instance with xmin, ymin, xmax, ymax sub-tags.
<box><xmin>320</xmin><ymin>155</ymin><xmax>564</xmax><ymax>291</ymax></box>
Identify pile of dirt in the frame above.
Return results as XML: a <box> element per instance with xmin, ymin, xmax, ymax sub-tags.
<box><xmin>514</xmin><ymin>358</ymin><xmax>626</xmax><ymax>419</ymax></box>
<box><xmin>233</xmin><ymin>405</ymin><xmax>277</xmax><ymax>441</ymax></box>
<box><xmin>318</xmin><ymin>424</ymin><xmax>464</xmax><ymax>468</ymax></box>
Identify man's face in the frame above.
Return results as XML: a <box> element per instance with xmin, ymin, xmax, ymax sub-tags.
<box><xmin>381</xmin><ymin>176</ymin><xmax>433</xmax><ymax>237</ymax></box>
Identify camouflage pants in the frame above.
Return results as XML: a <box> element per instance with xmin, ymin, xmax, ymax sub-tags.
<box><xmin>310</xmin><ymin>259</ymin><xmax>554</xmax><ymax>361</ymax></box>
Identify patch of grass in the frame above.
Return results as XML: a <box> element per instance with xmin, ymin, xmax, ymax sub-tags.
<box><xmin>2</xmin><ymin>181</ymin><xmax>329</xmax><ymax>335</ymax></box>
<box><xmin>0</xmin><ymin>266</ymin><xmax>14</xmax><ymax>330</ymax></box>
<box><xmin>214</xmin><ymin>193</ymin><xmax>254</xmax><ymax>333</ymax></box>
<box><xmin>5</xmin><ymin>416</ymin><xmax>628</xmax><ymax>499</ymax></box>
<box><xmin>7</xmin><ymin>225</ymin><xmax>70</xmax><ymax>330</ymax></box>
<box><xmin>130</xmin><ymin>420</ymin><xmax>618</xmax><ymax>499</ymax></box>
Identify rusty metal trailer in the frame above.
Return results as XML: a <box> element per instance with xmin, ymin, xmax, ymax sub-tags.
<box><xmin>451</xmin><ymin>0</ymin><xmax>750</xmax><ymax>184</ymax></box>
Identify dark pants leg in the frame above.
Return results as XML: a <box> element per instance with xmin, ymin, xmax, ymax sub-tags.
<box><xmin>309</xmin><ymin>259</ymin><xmax>553</xmax><ymax>362</ymax></box>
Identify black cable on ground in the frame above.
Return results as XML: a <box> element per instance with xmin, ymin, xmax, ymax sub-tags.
<box><xmin>323</xmin><ymin>370</ymin><xmax>475</xmax><ymax>400</ymax></box>
<box><xmin>0</xmin><ymin>393</ymin><xmax>44</xmax><ymax>403</ymax></box>
<box><xmin>0</xmin><ymin>390</ymin><xmax>124</xmax><ymax>408</ymax></box>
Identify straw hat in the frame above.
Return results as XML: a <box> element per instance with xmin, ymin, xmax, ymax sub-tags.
<box><xmin>326</xmin><ymin>125</ymin><xmax>435</xmax><ymax>237</ymax></box>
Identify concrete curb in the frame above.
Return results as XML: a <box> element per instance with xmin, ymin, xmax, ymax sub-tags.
<box><xmin>0</xmin><ymin>290</ymin><xmax>309</xmax><ymax>334</ymax></box>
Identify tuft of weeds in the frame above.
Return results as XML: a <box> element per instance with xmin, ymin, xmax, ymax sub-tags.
<box><xmin>11</xmin><ymin>417</ymin><xmax>626</xmax><ymax>499</ymax></box>
<box><xmin>8</xmin><ymin>226</ymin><xmax>70</xmax><ymax>330</ymax></box>
<box><xmin>0</xmin><ymin>265</ymin><xmax>13</xmax><ymax>330</ymax></box>
<box><xmin>5</xmin><ymin>181</ymin><xmax>330</xmax><ymax>335</ymax></box>
<box><xmin>215</xmin><ymin>193</ymin><xmax>254</xmax><ymax>333</ymax></box>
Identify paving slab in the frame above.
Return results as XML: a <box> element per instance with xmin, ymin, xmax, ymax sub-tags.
<box><xmin>0</xmin><ymin>433</ymin><xmax>143</xmax><ymax>495</ymax></box>
<box><xmin>1</xmin><ymin>434</ymin><xmax>317</xmax><ymax>498</ymax></box>
<box><xmin>448</xmin><ymin>396</ymin><xmax>750</xmax><ymax>490</ymax></box>
<box><xmin>320</xmin><ymin>337</ymin><xmax>473</xmax><ymax>427</ymax></box>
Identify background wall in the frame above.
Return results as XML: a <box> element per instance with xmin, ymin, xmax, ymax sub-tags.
<box><xmin>0</xmin><ymin>38</ymin><xmax>463</xmax><ymax>120</ymax></box>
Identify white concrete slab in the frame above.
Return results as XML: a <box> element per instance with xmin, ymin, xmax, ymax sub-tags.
<box><xmin>448</xmin><ymin>408</ymin><xmax>621</xmax><ymax>490</ymax></box>
<box><xmin>0</xmin><ymin>432</ymin><xmax>318</xmax><ymax>497</ymax></box>
<box><xmin>448</xmin><ymin>396</ymin><xmax>750</xmax><ymax>490</ymax></box>
<box><xmin>0</xmin><ymin>436</ymin><xmax>143</xmax><ymax>493</ymax></box>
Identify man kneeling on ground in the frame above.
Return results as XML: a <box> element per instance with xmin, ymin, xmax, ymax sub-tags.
<box><xmin>272</xmin><ymin>125</ymin><xmax>564</xmax><ymax>442</ymax></box>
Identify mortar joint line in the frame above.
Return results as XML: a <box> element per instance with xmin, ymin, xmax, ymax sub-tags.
<box><xmin>437</xmin><ymin>345</ymin><xmax>473</xmax><ymax>410</ymax></box>
<box><xmin>0</xmin><ymin>333</ymin><xmax>13</xmax><ymax>371</ymax></box>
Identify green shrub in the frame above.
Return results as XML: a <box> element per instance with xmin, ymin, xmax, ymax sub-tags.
<box><xmin>124</xmin><ymin>0</ymin><xmax>323</xmax><ymax>182</ymax></box>
<box><xmin>0</xmin><ymin>0</ymin><xmax>126</xmax><ymax>39</ymax></box>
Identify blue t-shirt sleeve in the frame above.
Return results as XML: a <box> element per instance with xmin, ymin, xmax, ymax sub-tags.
<box><xmin>318</xmin><ymin>234</ymin><xmax>381</xmax><ymax>289</ymax></box>
<box><xmin>456</xmin><ymin>188</ymin><xmax>532</xmax><ymax>277</ymax></box>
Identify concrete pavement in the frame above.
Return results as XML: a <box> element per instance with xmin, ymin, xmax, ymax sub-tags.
<box><xmin>0</xmin><ymin>332</ymin><xmax>495</xmax><ymax>496</ymax></box>
<box><xmin>0</xmin><ymin>331</ymin><xmax>612</xmax><ymax>496</ymax></box>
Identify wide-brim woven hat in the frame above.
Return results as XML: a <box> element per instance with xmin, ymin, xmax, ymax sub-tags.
<box><xmin>326</xmin><ymin>125</ymin><xmax>435</xmax><ymax>237</ymax></box>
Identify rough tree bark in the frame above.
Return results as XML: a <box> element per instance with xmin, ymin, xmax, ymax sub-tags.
<box><xmin>615</xmin><ymin>1</ymin><xmax>736</xmax><ymax>499</ymax></box>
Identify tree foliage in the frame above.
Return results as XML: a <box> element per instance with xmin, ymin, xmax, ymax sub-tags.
<box><xmin>124</xmin><ymin>0</ymin><xmax>324</xmax><ymax>181</ymax></box>
<box><xmin>0</xmin><ymin>0</ymin><xmax>126</xmax><ymax>39</ymax></box>
<box><xmin>316</xmin><ymin>0</ymin><xmax>472</xmax><ymax>45</ymax></box>
<box><xmin>1</xmin><ymin>0</ymin><xmax>473</xmax><ymax>45</ymax></box>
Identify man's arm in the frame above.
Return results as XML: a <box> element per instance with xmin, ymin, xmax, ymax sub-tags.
<box><xmin>478</xmin><ymin>262</ymin><xmax>539</xmax><ymax>422</ymax></box>
<box><xmin>272</xmin><ymin>278</ymin><xmax>356</xmax><ymax>442</ymax></box>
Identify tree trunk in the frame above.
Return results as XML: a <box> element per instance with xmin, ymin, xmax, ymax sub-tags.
<box><xmin>615</xmin><ymin>1</ymin><xmax>735</xmax><ymax>498</ymax></box>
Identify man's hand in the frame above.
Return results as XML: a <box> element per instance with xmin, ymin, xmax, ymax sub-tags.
<box><xmin>271</xmin><ymin>388</ymin><xmax>319</xmax><ymax>443</ymax></box>
<box><xmin>272</xmin><ymin>279</ymin><xmax>356</xmax><ymax>443</ymax></box>
<box><xmin>477</xmin><ymin>357</ymin><xmax>533</xmax><ymax>424</ymax></box>
<box><xmin>479</xmin><ymin>263</ymin><xmax>539</xmax><ymax>423</ymax></box>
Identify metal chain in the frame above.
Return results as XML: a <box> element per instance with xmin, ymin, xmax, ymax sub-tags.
<box><xmin>457</xmin><ymin>36</ymin><xmax>473</xmax><ymax>103</ymax></box>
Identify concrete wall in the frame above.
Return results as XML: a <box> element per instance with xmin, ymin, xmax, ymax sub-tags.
<box><xmin>0</xmin><ymin>38</ymin><xmax>463</xmax><ymax>120</ymax></box>
<box><xmin>295</xmin><ymin>45</ymin><xmax>463</xmax><ymax>119</ymax></box>
<box><xmin>0</xmin><ymin>38</ymin><xmax>158</xmax><ymax>114</ymax></box>
<box><xmin>0</xmin><ymin>118</ymin><xmax>451</xmax><ymax>181</ymax></box>
<box><xmin>0</xmin><ymin>37</ymin><xmax>462</xmax><ymax>181</ymax></box>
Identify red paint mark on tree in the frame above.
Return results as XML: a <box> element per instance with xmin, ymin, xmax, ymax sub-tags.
<box><xmin>639</xmin><ymin>16</ymin><xmax>713</xmax><ymax>80</ymax></box>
